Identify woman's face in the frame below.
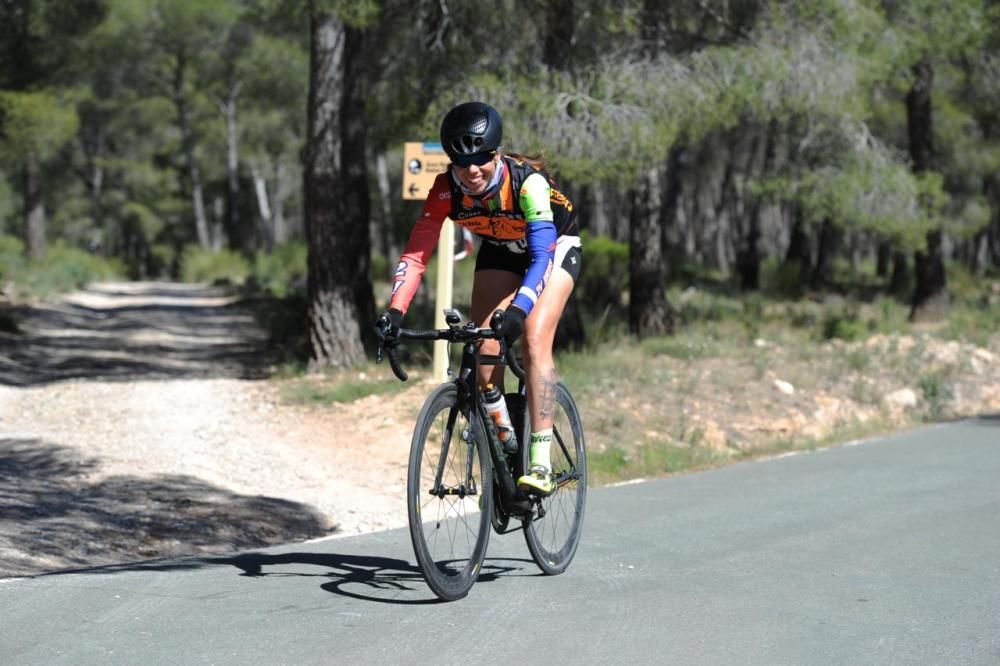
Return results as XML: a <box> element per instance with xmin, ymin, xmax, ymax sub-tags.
<box><xmin>452</xmin><ymin>155</ymin><xmax>499</xmax><ymax>195</ymax></box>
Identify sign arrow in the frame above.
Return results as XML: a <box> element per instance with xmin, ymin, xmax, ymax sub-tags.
<box><xmin>408</xmin><ymin>183</ymin><xmax>420</xmax><ymax>197</ymax></box>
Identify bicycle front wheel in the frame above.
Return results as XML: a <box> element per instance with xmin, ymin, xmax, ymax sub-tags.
<box><xmin>407</xmin><ymin>383</ymin><xmax>492</xmax><ymax>601</ymax></box>
<box><xmin>522</xmin><ymin>382</ymin><xmax>587</xmax><ymax>575</ymax></box>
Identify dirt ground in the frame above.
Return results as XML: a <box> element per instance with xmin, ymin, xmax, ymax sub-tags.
<box><xmin>0</xmin><ymin>282</ymin><xmax>430</xmax><ymax>578</ymax></box>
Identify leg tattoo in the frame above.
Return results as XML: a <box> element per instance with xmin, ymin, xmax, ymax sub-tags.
<box><xmin>539</xmin><ymin>368</ymin><xmax>558</xmax><ymax>421</ymax></box>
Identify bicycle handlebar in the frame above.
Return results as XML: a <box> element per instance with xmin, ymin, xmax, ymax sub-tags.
<box><xmin>376</xmin><ymin>310</ymin><xmax>525</xmax><ymax>382</ymax></box>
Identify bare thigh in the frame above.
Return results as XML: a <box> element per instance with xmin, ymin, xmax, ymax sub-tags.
<box><xmin>470</xmin><ymin>269</ymin><xmax>520</xmax><ymax>388</ymax></box>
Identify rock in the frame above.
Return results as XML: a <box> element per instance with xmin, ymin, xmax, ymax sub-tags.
<box><xmin>883</xmin><ymin>388</ymin><xmax>918</xmax><ymax>417</ymax></box>
<box><xmin>864</xmin><ymin>333</ymin><xmax>888</xmax><ymax>350</ymax></box>
<box><xmin>970</xmin><ymin>348</ymin><xmax>997</xmax><ymax>375</ymax></box>
<box><xmin>926</xmin><ymin>339</ymin><xmax>962</xmax><ymax>367</ymax></box>
<box><xmin>696</xmin><ymin>419</ymin><xmax>729</xmax><ymax>451</ymax></box>
<box><xmin>774</xmin><ymin>379</ymin><xmax>795</xmax><ymax>395</ymax></box>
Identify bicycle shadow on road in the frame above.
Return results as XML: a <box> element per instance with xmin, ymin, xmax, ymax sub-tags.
<box><xmin>30</xmin><ymin>547</ymin><xmax>538</xmax><ymax>606</ymax></box>
<box><xmin>0</xmin><ymin>437</ymin><xmax>334</xmax><ymax>578</ymax></box>
<box><xmin>205</xmin><ymin>551</ymin><xmax>537</xmax><ymax>605</ymax></box>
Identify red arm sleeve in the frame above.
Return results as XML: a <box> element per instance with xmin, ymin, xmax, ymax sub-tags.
<box><xmin>388</xmin><ymin>173</ymin><xmax>452</xmax><ymax>314</ymax></box>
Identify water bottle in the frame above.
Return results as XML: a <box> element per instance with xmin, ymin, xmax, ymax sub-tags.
<box><xmin>483</xmin><ymin>383</ymin><xmax>518</xmax><ymax>454</ymax></box>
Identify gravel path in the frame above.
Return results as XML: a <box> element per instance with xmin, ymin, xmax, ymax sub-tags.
<box><xmin>0</xmin><ymin>282</ymin><xmax>424</xmax><ymax>578</ymax></box>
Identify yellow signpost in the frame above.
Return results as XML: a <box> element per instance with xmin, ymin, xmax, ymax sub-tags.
<box><xmin>402</xmin><ymin>142</ymin><xmax>449</xmax><ymax>200</ymax></box>
<box><xmin>402</xmin><ymin>142</ymin><xmax>453</xmax><ymax>382</ymax></box>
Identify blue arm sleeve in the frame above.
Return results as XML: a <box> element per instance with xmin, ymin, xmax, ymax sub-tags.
<box><xmin>512</xmin><ymin>173</ymin><xmax>558</xmax><ymax>315</ymax></box>
<box><xmin>512</xmin><ymin>221</ymin><xmax>556</xmax><ymax>315</ymax></box>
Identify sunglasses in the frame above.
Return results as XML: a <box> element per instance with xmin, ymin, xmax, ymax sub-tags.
<box><xmin>451</xmin><ymin>151</ymin><xmax>496</xmax><ymax>168</ymax></box>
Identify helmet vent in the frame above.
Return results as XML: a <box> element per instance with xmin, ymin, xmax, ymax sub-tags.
<box><xmin>471</xmin><ymin>117</ymin><xmax>488</xmax><ymax>134</ymax></box>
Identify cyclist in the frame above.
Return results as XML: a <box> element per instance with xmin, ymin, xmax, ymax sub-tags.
<box><xmin>375</xmin><ymin>101</ymin><xmax>581</xmax><ymax>496</ymax></box>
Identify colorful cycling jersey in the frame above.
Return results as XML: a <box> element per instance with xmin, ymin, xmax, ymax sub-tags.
<box><xmin>389</xmin><ymin>155</ymin><xmax>577</xmax><ymax>316</ymax></box>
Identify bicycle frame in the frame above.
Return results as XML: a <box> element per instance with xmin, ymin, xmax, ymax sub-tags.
<box><xmin>453</xmin><ymin>342</ymin><xmax>533</xmax><ymax>520</ymax></box>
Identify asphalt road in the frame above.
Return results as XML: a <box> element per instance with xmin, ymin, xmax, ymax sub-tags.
<box><xmin>2</xmin><ymin>419</ymin><xmax>998</xmax><ymax>665</ymax></box>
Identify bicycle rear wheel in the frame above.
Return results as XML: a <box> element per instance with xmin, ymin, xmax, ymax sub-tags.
<box><xmin>522</xmin><ymin>382</ymin><xmax>587</xmax><ymax>575</ymax></box>
<box><xmin>407</xmin><ymin>383</ymin><xmax>492</xmax><ymax>601</ymax></box>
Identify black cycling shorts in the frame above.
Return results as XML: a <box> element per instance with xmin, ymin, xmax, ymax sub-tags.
<box><xmin>475</xmin><ymin>236</ymin><xmax>582</xmax><ymax>283</ymax></box>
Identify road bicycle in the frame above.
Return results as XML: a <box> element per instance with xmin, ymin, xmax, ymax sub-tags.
<box><xmin>376</xmin><ymin>308</ymin><xmax>587</xmax><ymax>601</ymax></box>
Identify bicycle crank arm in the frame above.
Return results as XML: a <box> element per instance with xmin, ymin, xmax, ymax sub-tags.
<box><xmin>429</xmin><ymin>485</ymin><xmax>478</xmax><ymax>498</ymax></box>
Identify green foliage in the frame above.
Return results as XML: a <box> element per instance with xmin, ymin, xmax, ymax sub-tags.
<box><xmin>575</xmin><ymin>233</ymin><xmax>628</xmax><ymax>318</ymax></box>
<box><xmin>179</xmin><ymin>246</ymin><xmax>251</xmax><ymax>285</ymax></box>
<box><xmin>760</xmin><ymin>257</ymin><xmax>806</xmax><ymax>297</ymax></box>
<box><xmin>0</xmin><ymin>91</ymin><xmax>79</xmax><ymax>164</ymax></box>
<box><xmin>918</xmin><ymin>372</ymin><xmax>953</xmax><ymax>421</ymax></box>
<box><xmin>820</xmin><ymin>306</ymin><xmax>869</xmax><ymax>342</ymax></box>
<box><xmin>248</xmin><ymin>241</ymin><xmax>307</xmax><ymax>297</ymax></box>
<box><xmin>0</xmin><ymin>236</ymin><xmax>124</xmax><ymax>298</ymax></box>
<box><xmin>0</xmin><ymin>235</ymin><xmax>26</xmax><ymax>280</ymax></box>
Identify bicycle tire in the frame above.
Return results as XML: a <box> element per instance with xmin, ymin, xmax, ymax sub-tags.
<box><xmin>407</xmin><ymin>383</ymin><xmax>493</xmax><ymax>600</ymax></box>
<box><xmin>522</xmin><ymin>382</ymin><xmax>587</xmax><ymax>575</ymax></box>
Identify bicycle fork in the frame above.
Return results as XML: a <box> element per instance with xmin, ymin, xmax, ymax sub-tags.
<box><xmin>428</xmin><ymin>404</ymin><xmax>479</xmax><ymax>499</ymax></box>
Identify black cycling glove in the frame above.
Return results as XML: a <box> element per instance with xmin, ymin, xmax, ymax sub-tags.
<box><xmin>374</xmin><ymin>308</ymin><xmax>403</xmax><ymax>343</ymax></box>
<box><xmin>497</xmin><ymin>306</ymin><xmax>526</xmax><ymax>347</ymax></box>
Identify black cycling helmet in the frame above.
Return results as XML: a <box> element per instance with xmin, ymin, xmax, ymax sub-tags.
<box><xmin>440</xmin><ymin>102</ymin><xmax>503</xmax><ymax>167</ymax></box>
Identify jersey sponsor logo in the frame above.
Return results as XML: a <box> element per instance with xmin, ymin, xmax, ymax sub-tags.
<box><xmin>453</xmin><ymin>212</ymin><xmax>527</xmax><ymax>240</ymax></box>
<box><xmin>535</xmin><ymin>258</ymin><xmax>553</xmax><ymax>294</ymax></box>
<box><xmin>438</xmin><ymin>191</ymin><xmax>451</xmax><ymax>200</ymax></box>
<box><xmin>550</xmin><ymin>188</ymin><xmax>573</xmax><ymax>212</ymax></box>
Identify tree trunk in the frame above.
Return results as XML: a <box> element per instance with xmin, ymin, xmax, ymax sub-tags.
<box><xmin>77</xmin><ymin>114</ymin><xmax>107</xmax><ymax>254</ymax></box>
<box><xmin>968</xmin><ymin>231</ymin><xmax>988</xmax><ymax>276</ymax></box>
<box><xmin>173</xmin><ymin>49</ymin><xmax>210</xmax><ymax>249</ymax></box>
<box><xmin>876</xmin><ymin>239</ymin><xmax>891</xmax><ymax>278</ymax></box>
<box><xmin>374</xmin><ymin>151</ymin><xmax>396</xmax><ymax>265</ymax></box>
<box><xmin>303</xmin><ymin>8</ymin><xmax>373</xmax><ymax>370</ymax></box>
<box><xmin>784</xmin><ymin>204</ymin><xmax>811</xmax><ymax>279</ymax></box>
<box><xmin>22</xmin><ymin>152</ymin><xmax>46</xmax><ymax>259</ymax></box>
<box><xmin>912</xmin><ymin>229</ymin><xmax>947</xmax><ymax>315</ymax></box>
<box><xmin>273</xmin><ymin>162</ymin><xmax>289</xmax><ymax>244</ymax></box>
<box><xmin>811</xmin><ymin>217</ymin><xmax>838</xmax><ymax>290</ymax></box>
<box><xmin>738</xmin><ymin>121</ymin><xmax>778</xmax><ymax>291</ymax></box>
<box><xmin>888</xmin><ymin>251</ymin><xmax>910</xmax><ymax>296</ymax></box>
<box><xmin>589</xmin><ymin>181</ymin><xmax>610</xmax><ymax>237</ymax></box>
<box><xmin>906</xmin><ymin>57</ymin><xmax>947</xmax><ymax>319</ymax></box>
<box><xmin>629</xmin><ymin>168</ymin><xmax>675</xmax><ymax>337</ymax></box>
<box><xmin>221</xmin><ymin>82</ymin><xmax>242</xmax><ymax>251</ymax></box>
<box><xmin>660</xmin><ymin>143</ymin><xmax>688</xmax><ymax>281</ymax></box>
<box><xmin>990</xmin><ymin>206</ymin><xmax>1000</xmax><ymax>271</ymax></box>
<box><xmin>543</xmin><ymin>0</ymin><xmax>575</xmax><ymax>72</ymax></box>
<box><xmin>251</xmin><ymin>163</ymin><xmax>274</xmax><ymax>251</ymax></box>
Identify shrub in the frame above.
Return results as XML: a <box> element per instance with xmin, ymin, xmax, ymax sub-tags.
<box><xmin>0</xmin><ymin>235</ymin><xmax>26</xmax><ymax>281</ymax></box>
<box><xmin>576</xmin><ymin>233</ymin><xmax>628</xmax><ymax>317</ymax></box>
<box><xmin>3</xmin><ymin>240</ymin><xmax>124</xmax><ymax>298</ymax></box>
<box><xmin>179</xmin><ymin>246</ymin><xmax>250</xmax><ymax>285</ymax></box>
<box><xmin>761</xmin><ymin>256</ymin><xmax>805</xmax><ymax>297</ymax></box>
<box><xmin>919</xmin><ymin>372</ymin><xmax>953</xmax><ymax>420</ymax></box>
<box><xmin>820</xmin><ymin>307</ymin><xmax>868</xmax><ymax>341</ymax></box>
<box><xmin>249</xmin><ymin>241</ymin><xmax>308</xmax><ymax>297</ymax></box>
